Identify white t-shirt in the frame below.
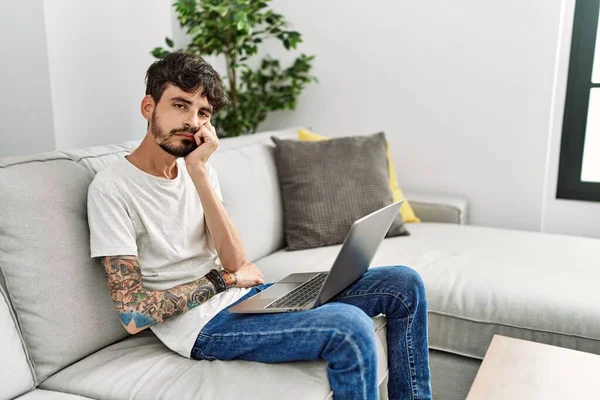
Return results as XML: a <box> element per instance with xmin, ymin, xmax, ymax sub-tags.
<box><xmin>87</xmin><ymin>157</ymin><xmax>250</xmax><ymax>358</ymax></box>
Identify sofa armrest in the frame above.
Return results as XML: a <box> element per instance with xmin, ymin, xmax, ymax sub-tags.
<box><xmin>407</xmin><ymin>192</ymin><xmax>468</xmax><ymax>225</ymax></box>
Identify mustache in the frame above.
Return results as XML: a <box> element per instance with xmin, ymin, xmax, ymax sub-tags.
<box><xmin>170</xmin><ymin>127</ymin><xmax>198</xmax><ymax>135</ymax></box>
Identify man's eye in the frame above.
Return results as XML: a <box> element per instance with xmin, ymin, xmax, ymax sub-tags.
<box><xmin>199</xmin><ymin>112</ymin><xmax>208</xmax><ymax>118</ymax></box>
<box><xmin>174</xmin><ymin>104</ymin><xmax>185</xmax><ymax>109</ymax></box>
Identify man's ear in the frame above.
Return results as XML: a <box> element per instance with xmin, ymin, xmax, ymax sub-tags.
<box><xmin>141</xmin><ymin>95</ymin><xmax>155</xmax><ymax>121</ymax></box>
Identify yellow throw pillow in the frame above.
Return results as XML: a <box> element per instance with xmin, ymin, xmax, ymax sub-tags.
<box><xmin>298</xmin><ymin>128</ymin><xmax>421</xmax><ymax>223</ymax></box>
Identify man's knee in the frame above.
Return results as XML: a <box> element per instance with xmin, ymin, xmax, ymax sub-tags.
<box><xmin>376</xmin><ymin>266</ymin><xmax>428</xmax><ymax>310</ymax></box>
<box><xmin>402</xmin><ymin>266</ymin><xmax>427</xmax><ymax>304</ymax></box>
<box><xmin>399</xmin><ymin>266</ymin><xmax>426</xmax><ymax>296</ymax></box>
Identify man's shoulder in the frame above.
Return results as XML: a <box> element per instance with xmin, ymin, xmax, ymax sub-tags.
<box><xmin>89</xmin><ymin>159</ymin><xmax>131</xmax><ymax>195</ymax></box>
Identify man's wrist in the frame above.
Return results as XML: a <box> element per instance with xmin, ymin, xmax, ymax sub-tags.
<box><xmin>204</xmin><ymin>269</ymin><xmax>225</xmax><ymax>293</ymax></box>
<box><xmin>220</xmin><ymin>271</ymin><xmax>237</xmax><ymax>288</ymax></box>
<box><xmin>185</xmin><ymin>163</ymin><xmax>212</xmax><ymax>192</ymax></box>
<box><xmin>185</xmin><ymin>162</ymin><xmax>207</xmax><ymax>175</ymax></box>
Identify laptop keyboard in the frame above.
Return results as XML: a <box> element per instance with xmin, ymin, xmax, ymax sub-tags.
<box><xmin>266</xmin><ymin>272</ymin><xmax>328</xmax><ymax>309</ymax></box>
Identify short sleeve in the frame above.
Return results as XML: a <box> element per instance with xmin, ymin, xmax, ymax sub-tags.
<box><xmin>206</xmin><ymin>163</ymin><xmax>224</xmax><ymax>202</ymax></box>
<box><xmin>87</xmin><ymin>182</ymin><xmax>138</xmax><ymax>258</ymax></box>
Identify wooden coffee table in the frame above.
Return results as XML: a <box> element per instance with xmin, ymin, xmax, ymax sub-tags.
<box><xmin>466</xmin><ymin>335</ymin><xmax>600</xmax><ymax>399</ymax></box>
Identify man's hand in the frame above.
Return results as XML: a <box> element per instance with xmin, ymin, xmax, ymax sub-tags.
<box><xmin>232</xmin><ymin>262</ymin><xmax>265</xmax><ymax>288</ymax></box>
<box><xmin>184</xmin><ymin>121</ymin><xmax>219</xmax><ymax>169</ymax></box>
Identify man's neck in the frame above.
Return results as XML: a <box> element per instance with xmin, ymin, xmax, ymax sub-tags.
<box><xmin>126</xmin><ymin>133</ymin><xmax>179</xmax><ymax>180</ymax></box>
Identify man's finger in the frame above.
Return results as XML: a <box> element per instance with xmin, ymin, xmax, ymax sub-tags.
<box><xmin>200</xmin><ymin>124</ymin><xmax>215</xmax><ymax>140</ymax></box>
<box><xmin>193</xmin><ymin>132</ymin><xmax>202</xmax><ymax>146</ymax></box>
<box><xmin>206</xmin><ymin>120</ymin><xmax>216</xmax><ymax>135</ymax></box>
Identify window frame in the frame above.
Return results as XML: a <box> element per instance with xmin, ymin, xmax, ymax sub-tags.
<box><xmin>557</xmin><ymin>0</ymin><xmax>600</xmax><ymax>202</ymax></box>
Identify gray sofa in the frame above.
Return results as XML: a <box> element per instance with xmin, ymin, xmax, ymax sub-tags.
<box><xmin>1</xmin><ymin>127</ymin><xmax>600</xmax><ymax>400</ymax></box>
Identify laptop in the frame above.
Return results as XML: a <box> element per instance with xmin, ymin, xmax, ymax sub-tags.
<box><xmin>229</xmin><ymin>200</ymin><xmax>404</xmax><ymax>314</ymax></box>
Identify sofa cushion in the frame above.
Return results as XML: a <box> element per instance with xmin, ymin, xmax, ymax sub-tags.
<box><xmin>0</xmin><ymin>285</ymin><xmax>35</xmax><ymax>400</ymax></box>
<box><xmin>15</xmin><ymin>390</ymin><xmax>93</xmax><ymax>400</ymax></box>
<box><xmin>40</xmin><ymin>319</ymin><xmax>388</xmax><ymax>400</ymax></box>
<box><xmin>0</xmin><ymin>154</ymin><xmax>128</xmax><ymax>381</ymax></box>
<box><xmin>298</xmin><ymin>128</ymin><xmax>421</xmax><ymax>224</ymax></box>
<box><xmin>255</xmin><ymin>223</ymin><xmax>600</xmax><ymax>359</ymax></box>
<box><xmin>208</xmin><ymin>128</ymin><xmax>297</xmax><ymax>261</ymax></box>
<box><xmin>271</xmin><ymin>132</ymin><xmax>408</xmax><ymax>250</ymax></box>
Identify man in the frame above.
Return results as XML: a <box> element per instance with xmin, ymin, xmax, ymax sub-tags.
<box><xmin>87</xmin><ymin>52</ymin><xmax>432</xmax><ymax>400</ymax></box>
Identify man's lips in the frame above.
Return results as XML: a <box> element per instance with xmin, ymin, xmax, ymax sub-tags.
<box><xmin>176</xmin><ymin>132</ymin><xmax>195</xmax><ymax>138</ymax></box>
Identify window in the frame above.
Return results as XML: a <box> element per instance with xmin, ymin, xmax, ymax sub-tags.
<box><xmin>557</xmin><ymin>0</ymin><xmax>600</xmax><ymax>201</ymax></box>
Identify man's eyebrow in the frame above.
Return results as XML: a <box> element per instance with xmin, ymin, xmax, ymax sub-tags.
<box><xmin>171</xmin><ymin>96</ymin><xmax>193</xmax><ymax>105</ymax></box>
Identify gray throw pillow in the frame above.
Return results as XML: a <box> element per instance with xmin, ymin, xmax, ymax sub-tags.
<box><xmin>271</xmin><ymin>132</ymin><xmax>409</xmax><ymax>251</ymax></box>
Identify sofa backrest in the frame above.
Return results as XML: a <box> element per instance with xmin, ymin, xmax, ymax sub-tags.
<box><xmin>0</xmin><ymin>152</ymin><xmax>129</xmax><ymax>382</ymax></box>
<box><xmin>60</xmin><ymin>141</ymin><xmax>139</xmax><ymax>174</ymax></box>
<box><xmin>209</xmin><ymin>128</ymin><xmax>297</xmax><ymax>261</ymax></box>
<box><xmin>0</xmin><ymin>284</ymin><xmax>35</xmax><ymax>400</ymax></box>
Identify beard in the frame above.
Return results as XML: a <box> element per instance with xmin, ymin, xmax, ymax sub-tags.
<box><xmin>151</xmin><ymin>113</ymin><xmax>198</xmax><ymax>158</ymax></box>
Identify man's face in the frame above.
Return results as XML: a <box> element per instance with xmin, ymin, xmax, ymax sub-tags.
<box><xmin>148</xmin><ymin>84</ymin><xmax>213</xmax><ymax>158</ymax></box>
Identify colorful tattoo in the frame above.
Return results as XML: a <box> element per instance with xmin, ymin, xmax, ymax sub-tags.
<box><xmin>220</xmin><ymin>271</ymin><xmax>237</xmax><ymax>288</ymax></box>
<box><xmin>102</xmin><ymin>255</ymin><xmax>218</xmax><ymax>332</ymax></box>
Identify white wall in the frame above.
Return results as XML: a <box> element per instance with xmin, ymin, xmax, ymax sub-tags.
<box><xmin>0</xmin><ymin>0</ymin><xmax>55</xmax><ymax>157</ymax></box>
<box><xmin>541</xmin><ymin>0</ymin><xmax>600</xmax><ymax>238</ymax></box>
<box><xmin>3</xmin><ymin>1</ymin><xmax>598</xmax><ymax>237</ymax></box>
<box><xmin>43</xmin><ymin>0</ymin><xmax>173</xmax><ymax>150</ymax></box>
<box><xmin>257</xmin><ymin>0</ymin><xmax>565</xmax><ymax>232</ymax></box>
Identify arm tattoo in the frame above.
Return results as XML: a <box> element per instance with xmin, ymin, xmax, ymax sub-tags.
<box><xmin>102</xmin><ymin>255</ymin><xmax>219</xmax><ymax>333</ymax></box>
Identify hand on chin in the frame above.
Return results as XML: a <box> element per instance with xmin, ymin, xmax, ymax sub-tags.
<box><xmin>184</xmin><ymin>123</ymin><xmax>219</xmax><ymax>170</ymax></box>
<box><xmin>183</xmin><ymin>144</ymin><xmax>208</xmax><ymax>170</ymax></box>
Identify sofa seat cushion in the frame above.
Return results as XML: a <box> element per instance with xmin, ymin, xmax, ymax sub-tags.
<box><xmin>16</xmin><ymin>389</ymin><xmax>93</xmax><ymax>400</ymax></box>
<box><xmin>255</xmin><ymin>223</ymin><xmax>600</xmax><ymax>360</ymax></box>
<box><xmin>40</xmin><ymin>320</ymin><xmax>388</xmax><ymax>400</ymax></box>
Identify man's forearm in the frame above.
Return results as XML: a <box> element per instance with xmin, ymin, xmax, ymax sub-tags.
<box><xmin>103</xmin><ymin>256</ymin><xmax>236</xmax><ymax>334</ymax></box>
<box><xmin>187</xmin><ymin>165</ymin><xmax>247</xmax><ymax>272</ymax></box>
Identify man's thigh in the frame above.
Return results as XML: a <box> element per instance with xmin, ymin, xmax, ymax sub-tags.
<box><xmin>192</xmin><ymin>298</ymin><xmax>373</xmax><ymax>363</ymax></box>
<box><xmin>329</xmin><ymin>265</ymin><xmax>419</xmax><ymax>318</ymax></box>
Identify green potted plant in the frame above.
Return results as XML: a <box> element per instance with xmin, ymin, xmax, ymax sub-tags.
<box><xmin>152</xmin><ymin>0</ymin><xmax>316</xmax><ymax>138</ymax></box>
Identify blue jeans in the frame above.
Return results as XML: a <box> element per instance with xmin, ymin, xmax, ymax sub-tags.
<box><xmin>191</xmin><ymin>266</ymin><xmax>432</xmax><ymax>400</ymax></box>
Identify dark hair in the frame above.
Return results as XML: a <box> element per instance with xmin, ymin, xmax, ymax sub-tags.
<box><xmin>145</xmin><ymin>52</ymin><xmax>229</xmax><ymax>112</ymax></box>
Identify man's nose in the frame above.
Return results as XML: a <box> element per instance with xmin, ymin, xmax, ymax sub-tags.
<box><xmin>184</xmin><ymin>115</ymin><xmax>200</xmax><ymax>132</ymax></box>
<box><xmin>184</xmin><ymin>122</ymin><xmax>198</xmax><ymax>133</ymax></box>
